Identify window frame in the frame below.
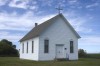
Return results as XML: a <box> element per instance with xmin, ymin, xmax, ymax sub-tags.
<box><xmin>27</xmin><ymin>42</ymin><xmax>28</xmax><ymax>53</ymax></box>
<box><xmin>32</xmin><ymin>41</ymin><xmax>34</xmax><ymax>53</ymax></box>
<box><xmin>44</xmin><ymin>39</ymin><xmax>49</xmax><ymax>53</ymax></box>
<box><xmin>22</xmin><ymin>43</ymin><xmax>24</xmax><ymax>53</ymax></box>
<box><xmin>70</xmin><ymin>41</ymin><xmax>74</xmax><ymax>53</ymax></box>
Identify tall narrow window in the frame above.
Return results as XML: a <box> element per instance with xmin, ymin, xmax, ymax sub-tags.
<box><xmin>22</xmin><ymin>43</ymin><xmax>24</xmax><ymax>53</ymax></box>
<box><xmin>44</xmin><ymin>39</ymin><xmax>49</xmax><ymax>53</ymax></box>
<box><xmin>27</xmin><ymin>42</ymin><xmax>28</xmax><ymax>53</ymax></box>
<box><xmin>70</xmin><ymin>41</ymin><xmax>74</xmax><ymax>53</ymax></box>
<box><xmin>32</xmin><ymin>41</ymin><xmax>34</xmax><ymax>53</ymax></box>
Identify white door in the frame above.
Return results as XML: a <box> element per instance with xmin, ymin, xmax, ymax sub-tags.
<box><xmin>56</xmin><ymin>45</ymin><xmax>64</xmax><ymax>58</ymax></box>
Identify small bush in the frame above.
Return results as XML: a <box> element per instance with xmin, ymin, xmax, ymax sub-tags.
<box><xmin>78</xmin><ymin>49</ymin><xmax>87</xmax><ymax>58</ymax></box>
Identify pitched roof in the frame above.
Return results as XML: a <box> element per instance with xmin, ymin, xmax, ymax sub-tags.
<box><xmin>20</xmin><ymin>13</ymin><xmax>80</xmax><ymax>42</ymax></box>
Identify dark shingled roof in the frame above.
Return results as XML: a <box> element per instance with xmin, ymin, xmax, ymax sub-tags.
<box><xmin>19</xmin><ymin>14</ymin><xmax>59</xmax><ymax>42</ymax></box>
<box><xmin>20</xmin><ymin>14</ymin><xmax>80</xmax><ymax>42</ymax></box>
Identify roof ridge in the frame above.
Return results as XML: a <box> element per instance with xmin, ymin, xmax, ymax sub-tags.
<box><xmin>20</xmin><ymin>13</ymin><xmax>80</xmax><ymax>42</ymax></box>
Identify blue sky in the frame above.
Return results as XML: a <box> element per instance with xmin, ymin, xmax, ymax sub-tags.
<box><xmin>0</xmin><ymin>0</ymin><xmax>100</xmax><ymax>53</ymax></box>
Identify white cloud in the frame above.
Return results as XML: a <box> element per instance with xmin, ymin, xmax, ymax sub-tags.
<box><xmin>86</xmin><ymin>2</ymin><xmax>99</xmax><ymax>8</ymax></box>
<box><xmin>0</xmin><ymin>12</ymin><xmax>34</xmax><ymax>31</ymax></box>
<box><xmin>0</xmin><ymin>34</ymin><xmax>22</xmax><ymax>42</ymax></box>
<box><xmin>0</xmin><ymin>31</ymin><xmax>9</xmax><ymax>35</ymax></box>
<box><xmin>0</xmin><ymin>10</ymin><xmax>93</xmax><ymax>35</ymax></box>
<box><xmin>8</xmin><ymin>0</ymin><xmax>28</xmax><ymax>9</ymax></box>
<box><xmin>79</xmin><ymin>36</ymin><xmax>100</xmax><ymax>45</ymax></box>
<box><xmin>0</xmin><ymin>10</ymin><xmax>88</xmax><ymax>34</ymax></box>
<box><xmin>64</xmin><ymin>11</ymin><xmax>93</xmax><ymax>33</ymax></box>
<box><xmin>29</xmin><ymin>6</ymin><xmax>37</xmax><ymax>10</ymax></box>
<box><xmin>67</xmin><ymin>0</ymin><xmax>78</xmax><ymax>4</ymax></box>
<box><xmin>0</xmin><ymin>0</ymin><xmax>8</xmax><ymax>6</ymax></box>
<box><xmin>8</xmin><ymin>0</ymin><xmax>38</xmax><ymax>10</ymax></box>
<box><xmin>0</xmin><ymin>11</ymin><xmax>56</xmax><ymax>31</ymax></box>
<box><xmin>0</xmin><ymin>0</ymin><xmax>38</xmax><ymax>10</ymax></box>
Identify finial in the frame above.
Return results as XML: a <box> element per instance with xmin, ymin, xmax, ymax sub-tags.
<box><xmin>56</xmin><ymin>5</ymin><xmax>63</xmax><ymax>14</ymax></box>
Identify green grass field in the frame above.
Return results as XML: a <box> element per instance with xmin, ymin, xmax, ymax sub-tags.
<box><xmin>0</xmin><ymin>57</ymin><xmax>100</xmax><ymax>66</ymax></box>
<box><xmin>86</xmin><ymin>54</ymin><xmax>100</xmax><ymax>59</ymax></box>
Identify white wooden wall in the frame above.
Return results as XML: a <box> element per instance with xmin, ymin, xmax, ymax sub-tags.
<box><xmin>39</xmin><ymin>16</ymin><xmax>78</xmax><ymax>61</ymax></box>
<box><xmin>20</xmin><ymin>37</ymin><xmax>39</xmax><ymax>61</ymax></box>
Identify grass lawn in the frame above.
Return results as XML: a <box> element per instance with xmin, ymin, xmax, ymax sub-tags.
<box><xmin>86</xmin><ymin>54</ymin><xmax>100</xmax><ymax>59</ymax></box>
<box><xmin>0</xmin><ymin>57</ymin><xmax>100</xmax><ymax>66</ymax></box>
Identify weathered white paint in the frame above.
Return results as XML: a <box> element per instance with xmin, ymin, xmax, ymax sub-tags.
<box><xmin>39</xmin><ymin>16</ymin><xmax>78</xmax><ymax>61</ymax></box>
<box><xmin>19</xmin><ymin>15</ymin><xmax>79</xmax><ymax>61</ymax></box>
<box><xmin>20</xmin><ymin>37</ymin><xmax>39</xmax><ymax>61</ymax></box>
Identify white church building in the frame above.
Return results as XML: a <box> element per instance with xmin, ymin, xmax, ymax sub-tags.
<box><xmin>19</xmin><ymin>13</ymin><xmax>80</xmax><ymax>61</ymax></box>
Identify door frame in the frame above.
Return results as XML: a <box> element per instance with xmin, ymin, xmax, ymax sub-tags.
<box><xmin>55</xmin><ymin>44</ymin><xmax>64</xmax><ymax>59</ymax></box>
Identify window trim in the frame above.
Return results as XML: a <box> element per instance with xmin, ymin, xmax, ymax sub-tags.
<box><xmin>22</xmin><ymin>43</ymin><xmax>24</xmax><ymax>53</ymax></box>
<box><xmin>44</xmin><ymin>39</ymin><xmax>49</xmax><ymax>53</ymax></box>
<box><xmin>27</xmin><ymin>42</ymin><xmax>28</xmax><ymax>53</ymax></box>
<box><xmin>70</xmin><ymin>41</ymin><xmax>74</xmax><ymax>53</ymax></box>
<box><xmin>32</xmin><ymin>41</ymin><xmax>34</xmax><ymax>53</ymax></box>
